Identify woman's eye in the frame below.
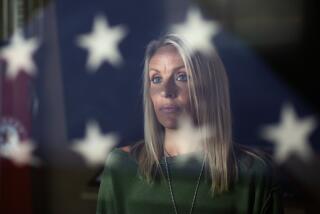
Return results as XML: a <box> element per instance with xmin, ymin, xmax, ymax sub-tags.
<box><xmin>176</xmin><ymin>73</ymin><xmax>188</xmax><ymax>82</ymax></box>
<box><xmin>151</xmin><ymin>76</ymin><xmax>162</xmax><ymax>84</ymax></box>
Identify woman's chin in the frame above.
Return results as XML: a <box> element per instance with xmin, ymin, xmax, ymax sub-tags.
<box><xmin>159</xmin><ymin>119</ymin><xmax>179</xmax><ymax>130</ymax></box>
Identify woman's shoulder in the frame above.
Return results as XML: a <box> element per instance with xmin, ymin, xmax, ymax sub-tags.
<box><xmin>234</xmin><ymin>144</ymin><xmax>275</xmax><ymax>177</ymax></box>
<box><xmin>234</xmin><ymin>145</ymin><xmax>283</xmax><ymax>213</ymax></box>
<box><xmin>105</xmin><ymin>140</ymin><xmax>145</xmax><ymax>169</ymax></box>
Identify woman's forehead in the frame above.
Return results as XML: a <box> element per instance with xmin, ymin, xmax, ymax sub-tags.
<box><xmin>154</xmin><ymin>45</ymin><xmax>178</xmax><ymax>55</ymax></box>
<box><xmin>149</xmin><ymin>46</ymin><xmax>184</xmax><ymax>67</ymax></box>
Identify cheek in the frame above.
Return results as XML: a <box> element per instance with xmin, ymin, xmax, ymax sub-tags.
<box><xmin>178</xmin><ymin>88</ymin><xmax>193</xmax><ymax>116</ymax></box>
<box><xmin>149</xmin><ymin>87</ymin><xmax>160</xmax><ymax>108</ymax></box>
<box><xmin>149</xmin><ymin>88</ymin><xmax>158</xmax><ymax>105</ymax></box>
<box><xmin>179</xmin><ymin>88</ymin><xmax>190</xmax><ymax>105</ymax></box>
<box><xmin>149</xmin><ymin>86</ymin><xmax>157</xmax><ymax>98</ymax></box>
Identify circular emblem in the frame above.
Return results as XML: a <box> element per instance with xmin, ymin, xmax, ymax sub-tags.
<box><xmin>0</xmin><ymin>117</ymin><xmax>26</xmax><ymax>146</ymax></box>
<box><xmin>0</xmin><ymin>117</ymin><xmax>36</xmax><ymax>165</ymax></box>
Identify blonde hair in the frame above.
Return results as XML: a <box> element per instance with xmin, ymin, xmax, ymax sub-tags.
<box><xmin>139</xmin><ymin>34</ymin><xmax>237</xmax><ymax>194</ymax></box>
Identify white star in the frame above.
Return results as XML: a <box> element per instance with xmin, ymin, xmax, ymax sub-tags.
<box><xmin>168</xmin><ymin>115</ymin><xmax>211</xmax><ymax>167</ymax></box>
<box><xmin>76</xmin><ymin>15</ymin><xmax>127</xmax><ymax>71</ymax></box>
<box><xmin>0</xmin><ymin>30</ymin><xmax>39</xmax><ymax>79</ymax></box>
<box><xmin>171</xmin><ymin>7</ymin><xmax>220</xmax><ymax>54</ymax></box>
<box><xmin>260</xmin><ymin>103</ymin><xmax>317</xmax><ymax>163</ymax></box>
<box><xmin>0</xmin><ymin>139</ymin><xmax>39</xmax><ymax>167</ymax></box>
<box><xmin>71</xmin><ymin>121</ymin><xmax>118</xmax><ymax>166</ymax></box>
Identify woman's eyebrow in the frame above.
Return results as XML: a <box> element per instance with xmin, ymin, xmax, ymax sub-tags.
<box><xmin>174</xmin><ymin>65</ymin><xmax>186</xmax><ymax>71</ymax></box>
<box><xmin>149</xmin><ymin>65</ymin><xmax>185</xmax><ymax>73</ymax></box>
<box><xmin>149</xmin><ymin>68</ymin><xmax>160</xmax><ymax>73</ymax></box>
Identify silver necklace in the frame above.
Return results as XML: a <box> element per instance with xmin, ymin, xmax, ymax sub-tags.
<box><xmin>163</xmin><ymin>152</ymin><xmax>205</xmax><ymax>214</ymax></box>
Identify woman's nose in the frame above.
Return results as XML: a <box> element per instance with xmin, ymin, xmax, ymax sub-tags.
<box><xmin>161</xmin><ymin>78</ymin><xmax>177</xmax><ymax>98</ymax></box>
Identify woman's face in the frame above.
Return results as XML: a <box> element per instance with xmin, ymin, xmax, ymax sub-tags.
<box><xmin>148</xmin><ymin>45</ymin><xmax>191</xmax><ymax>129</ymax></box>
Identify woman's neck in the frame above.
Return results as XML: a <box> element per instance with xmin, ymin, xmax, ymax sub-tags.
<box><xmin>164</xmin><ymin>128</ymin><xmax>180</xmax><ymax>156</ymax></box>
<box><xmin>164</xmin><ymin>128</ymin><xmax>202</xmax><ymax>156</ymax></box>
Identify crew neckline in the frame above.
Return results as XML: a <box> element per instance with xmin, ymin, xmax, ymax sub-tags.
<box><xmin>113</xmin><ymin>147</ymin><xmax>204</xmax><ymax>164</ymax></box>
<box><xmin>160</xmin><ymin>149</ymin><xmax>204</xmax><ymax>163</ymax></box>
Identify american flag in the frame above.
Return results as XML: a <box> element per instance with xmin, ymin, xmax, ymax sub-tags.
<box><xmin>0</xmin><ymin>0</ymin><xmax>319</xmax><ymax>213</ymax></box>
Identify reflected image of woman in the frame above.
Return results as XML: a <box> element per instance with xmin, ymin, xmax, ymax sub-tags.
<box><xmin>97</xmin><ymin>34</ymin><xmax>283</xmax><ymax>214</ymax></box>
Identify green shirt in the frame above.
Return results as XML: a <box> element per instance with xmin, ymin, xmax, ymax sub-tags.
<box><xmin>97</xmin><ymin>148</ymin><xmax>283</xmax><ymax>214</ymax></box>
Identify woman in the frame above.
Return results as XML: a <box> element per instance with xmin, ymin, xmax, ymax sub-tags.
<box><xmin>97</xmin><ymin>34</ymin><xmax>283</xmax><ymax>214</ymax></box>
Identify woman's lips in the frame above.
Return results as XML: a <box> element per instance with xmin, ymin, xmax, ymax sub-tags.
<box><xmin>159</xmin><ymin>105</ymin><xmax>180</xmax><ymax>113</ymax></box>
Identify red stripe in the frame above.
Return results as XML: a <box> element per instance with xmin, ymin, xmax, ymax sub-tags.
<box><xmin>0</xmin><ymin>70</ymin><xmax>33</xmax><ymax>214</ymax></box>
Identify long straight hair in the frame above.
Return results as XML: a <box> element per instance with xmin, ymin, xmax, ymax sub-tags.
<box><xmin>139</xmin><ymin>34</ymin><xmax>237</xmax><ymax>194</ymax></box>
